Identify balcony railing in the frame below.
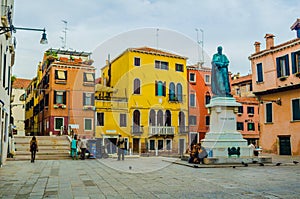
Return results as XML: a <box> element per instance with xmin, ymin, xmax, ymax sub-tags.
<box><xmin>95</xmin><ymin>97</ymin><xmax>128</xmax><ymax>109</ymax></box>
<box><xmin>131</xmin><ymin>126</ymin><xmax>143</xmax><ymax>135</ymax></box>
<box><xmin>178</xmin><ymin>126</ymin><xmax>189</xmax><ymax>134</ymax></box>
<box><xmin>168</xmin><ymin>94</ymin><xmax>183</xmax><ymax>103</ymax></box>
<box><xmin>148</xmin><ymin>126</ymin><xmax>175</xmax><ymax>136</ymax></box>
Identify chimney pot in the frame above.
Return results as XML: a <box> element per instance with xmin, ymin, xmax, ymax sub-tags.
<box><xmin>264</xmin><ymin>34</ymin><xmax>275</xmax><ymax>50</ymax></box>
<box><xmin>254</xmin><ymin>41</ymin><xmax>261</xmax><ymax>53</ymax></box>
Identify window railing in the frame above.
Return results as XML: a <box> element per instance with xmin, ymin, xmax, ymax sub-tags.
<box><xmin>178</xmin><ymin>126</ymin><xmax>189</xmax><ymax>134</ymax></box>
<box><xmin>131</xmin><ymin>126</ymin><xmax>143</xmax><ymax>135</ymax></box>
<box><xmin>148</xmin><ymin>126</ymin><xmax>175</xmax><ymax>136</ymax></box>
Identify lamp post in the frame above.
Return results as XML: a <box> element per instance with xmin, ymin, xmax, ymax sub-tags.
<box><xmin>0</xmin><ymin>25</ymin><xmax>48</xmax><ymax>44</ymax></box>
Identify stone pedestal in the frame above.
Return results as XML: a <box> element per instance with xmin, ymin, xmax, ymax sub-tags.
<box><xmin>201</xmin><ymin>97</ymin><xmax>253</xmax><ymax>158</ymax></box>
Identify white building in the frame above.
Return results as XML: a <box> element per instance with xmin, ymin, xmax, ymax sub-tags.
<box><xmin>0</xmin><ymin>0</ymin><xmax>15</xmax><ymax>166</ymax></box>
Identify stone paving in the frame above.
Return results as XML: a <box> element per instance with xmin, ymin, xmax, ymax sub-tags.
<box><xmin>0</xmin><ymin>155</ymin><xmax>299</xmax><ymax>199</ymax></box>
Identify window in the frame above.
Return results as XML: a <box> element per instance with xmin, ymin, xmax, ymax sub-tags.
<box><xmin>157</xmin><ymin>110</ymin><xmax>163</xmax><ymax>126</ymax></box>
<box><xmin>155</xmin><ymin>60</ymin><xmax>169</xmax><ymax>70</ymax></box>
<box><xmin>247</xmin><ymin>106</ymin><xmax>254</xmax><ymax>114</ymax></box>
<box><xmin>149</xmin><ymin>109</ymin><xmax>156</xmax><ymax>126</ymax></box>
<box><xmin>54</xmin><ymin>117</ymin><xmax>64</xmax><ymax>131</ymax></box>
<box><xmin>120</xmin><ymin>113</ymin><xmax>127</xmax><ymax>127</ymax></box>
<box><xmin>169</xmin><ymin>82</ymin><xmax>176</xmax><ymax>101</ymax></box>
<box><xmin>176</xmin><ymin>83</ymin><xmax>182</xmax><ymax>102</ymax></box>
<box><xmin>190</xmin><ymin>93</ymin><xmax>196</xmax><ymax>107</ymax></box>
<box><xmin>189</xmin><ymin>115</ymin><xmax>197</xmax><ymax>126</ymax></box>
<box><xmin>83</xmin><ymin>72</ymin><xmax>95</xmax><ymax>82</ymax></box>
<box><xmin>247</xmin><ymin>123</ymin><xmax>255</xmax><ymax>131</ymax></box>
<box><xmin>276</xmin><ymin>55</ymin><xmax>290</xmax><ymax>78</ymax></box>
<box><xmin>166</xmin><ymin>140</ymin><xmax>172</xmax><ymax>150</ymax></box>
<box><xmin>237</xmin><ymin>122</ymin><xmax>244</xmax><ymax>130</ymax></box>
<box><xmin>134</xmin><ymin>57</ymin><xmax>140</xmax><ymax>66</ymax></box>
<box><xmin>133</xmin><ymin>78</ymin><xmax>140</xmax><ymax>94</ymax></box>
<box><xmin>83</xmin><ymin>93</ymin><xmax>94</xmax><ymax>106</ymax></box>
<box><xmin>256</xmin><ymin>63</ymin><xmax>263</xmax><ymax>83</ymax></box>
<box><xmin>175</xmin><ymin>63</ymin><xmax>183</xmax><ymax>72</ymax></box>
<box><xmin>84</xmin><ymin>118</ymin><xmax>93</xmax><ymax>131</ymax></box>
<box><xmin>205</xmin><ymin>116</ymin><xmax>210</xmax><ymax>126</ymax></box>
<box><xmin>291</xmin><ymin>51</ymin><xmax>300</xmax><ymax>74</ymax></box>
<box><xmin>292</xmin><ymin>98</ymin><xmax>300</xmax><ymax>121</ymax></box>
<box><xmin>205</xmin><ymin>74</ymin><xmax>210</xmax><ymax>84</ymax></box>
<box><xmin>155</xmin><ymin>81</ymin><xmax>166</xmax><ymax>96</ymax></box>
<box><xmin>149</xmin><ymin>140</ymin><xmax>155</xmax><ymax>150</ymax></box>
<box><xmin>189</xmin><ymin>73</ymin><xmax>196</xmax><ymax>82</ymax></box>
<box><xmin>55</xmin><ymin>70</ymin><xmax>67</xmax><ymax>80</ymax></box>
<box><xmin>266</xmin><ymin>103</ymin><xmax>273</xmax><ymax>123</ymax></box>
<box><xmin>238</xmin><ymin>106</ymin><xmax>243</xmax><ymax>114</ymax></box>
<box><xmin>158</xmin><ymin>140</ymin><xmax>164</xmax><ymax>150</ymax></box>
<box><xmin>54</xmin><ymin>91</ymin><xmax>66</xmax><ymax>104</ymax></box>
<box><xmin>97</xmin><ymin>112</ymin><xmax>104</xmax><ymax>126</ymax></box>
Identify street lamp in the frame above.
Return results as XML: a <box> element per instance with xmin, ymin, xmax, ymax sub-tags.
<box><xmin>0</xmin><ymin>25</ymin><xmax>48</xmax><ymax>44</ymax></box>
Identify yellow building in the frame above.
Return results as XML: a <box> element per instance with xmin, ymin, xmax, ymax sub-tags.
<box><xmin>96</xmin><ymin>47</ymin><xmax>189</xmax><ymax>156</ymax></box>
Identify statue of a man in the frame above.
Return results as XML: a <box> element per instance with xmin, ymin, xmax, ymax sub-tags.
<box><xmin>211</xmin><ymin>46</ymin><xmax>232</xmax><ymax>97</ymax></box>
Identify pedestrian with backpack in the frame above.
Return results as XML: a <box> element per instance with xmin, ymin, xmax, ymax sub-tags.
<box><xmin>30</xmin><ymin>136</ymin><xmax>38</xmax><ymax>163</ymax></box>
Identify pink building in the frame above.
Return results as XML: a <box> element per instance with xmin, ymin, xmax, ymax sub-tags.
<box><xmin>248</xmin><ymin>19</ymin><xmax>300</xmax><ymax>155</ymax></box>
<box><xmin>231</xmin><ymin>74</ymin><xmax>260</xmax><ymax>146</ymax></box>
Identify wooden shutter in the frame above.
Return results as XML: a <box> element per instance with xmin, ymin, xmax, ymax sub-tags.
<box><xmin>285</xmin><ymin>54</ymin><xmax>290</xmax><ymax>76</ymax></box>
<box><xmin>291</xmin><ymin>52</ymin><xmax>296</xmax><ymax>74</ymax></box>
<box><xmin>276</xmin><ymin>57</ymin><xmax>281</xmax><ymax>77</ymax></box>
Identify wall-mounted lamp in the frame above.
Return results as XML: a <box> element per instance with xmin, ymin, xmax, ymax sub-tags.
<box><xmin>0</xmin><ymin>25</ymin><xmax>48</xmax><ymax>44</ymax></box>
<box><xmin>259</xmin><ymin>97</ymin><xmax>282</xmax><ymax>106</ymax></box>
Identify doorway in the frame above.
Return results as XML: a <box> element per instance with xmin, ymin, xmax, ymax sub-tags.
<box><xmin>179</xmin><ymin>138</ymin><xmax>185</xmax><ymax>157</ymax></box>
<box><xmin>133</xmin><ymin>138</ymin><xmax>140</xmax><ymax>154</ymax></box>
<box><xmin>278</xmin><ymin>136</ymin><xmax>291</xmax><ymax>155</ymax></box>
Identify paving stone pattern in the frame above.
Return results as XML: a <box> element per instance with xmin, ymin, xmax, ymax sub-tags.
<box><xmin>0</xmin><ymin>156</ymin><xmax>299</xmax><ymax>199</ymax></box>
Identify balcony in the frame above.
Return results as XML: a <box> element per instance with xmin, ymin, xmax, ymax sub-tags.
<box><xmin>95</xmin><ymin>97</ymin><xmax>128</xmax><ymax>110</ymax></box>
<box><xmin>178</xmin><ymin>126</ymin><xmax>189</xmax><ymax>134</ymax></box>
<box><xmin>148</xmin><ymin>126</ymin><xmax>175</xmax><ymax>136</ymax></box>
<box><xmin>131</xmin><ymin>125</ymin><xmax>143</xmax><ymax>136</ymax></box>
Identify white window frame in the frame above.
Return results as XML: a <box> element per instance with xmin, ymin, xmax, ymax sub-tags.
<box><xmin>84</xmin><ymin>118</ymin><xmax>93</xmax><ymax>131</ymax></box>
<box><xmin>189</xmin><ymin>93</ymin><xmax>196</xmax><ymax>107</ymax></box>
<box><xmin>157</xmin><ymin>139</ymin><xmax>164</xmax><ymax>150</ymax></box>
<box><xmin>166</xmin><ymin>139</ymin><xmax>172</xmax><ymax>151</ymax></box>
<box><xmin>189</xmin><ymin>73</ymin><xmax>196</xmax><ymax>83</ymax></box>
<box><xmin>205</xmin><ymin>74</ymin><xmax>210</xmax><ymax>84</ymax></box>
<box><xmin>134</xmin><ymin>57</ymin><xmax>141</xmax><ymax>66</ymax></box>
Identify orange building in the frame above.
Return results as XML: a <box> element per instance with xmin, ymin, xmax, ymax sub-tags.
<box><xmin>187</xmin><ymin>64</ymin><xmax>211</xmax><ymax>145</ymax></box>
<box><xmin>35</xmin><ymin>49</ymin><xmax>95</xmax><ymax>138</ymax></box>
<box><xmin>231</xmin><ymin>74</ymin><xmax>260</xmax><ymax>146</ymax></box>
<box><xmin>249</xmin><ymin>19</ymin><xmax>300</xmax><ymax>155</ymax></box>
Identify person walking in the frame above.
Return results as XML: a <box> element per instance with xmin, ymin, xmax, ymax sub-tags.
<box><xmin>79</xmin><ymin>136</ymin><xmax>88</xmax><ymax>160</ymax></box>
<box><xmin>29</xmin><ymin>136</ymin><xmax>38</xmax><ymax>163</ymax></box>
<box><xmin>71</xmin><ymin>134</ymin><xmax>78</xmax><ymax>160</ymax></box>
<box><xmin>117</xmin><ymin>134</ymin><xmax>125</xmax><ymax>161</ymax></box>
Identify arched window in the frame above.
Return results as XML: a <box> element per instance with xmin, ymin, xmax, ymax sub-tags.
<box><xmin>169</xmin><ymin>82</ymin><xmax>175</xmax><ymax>101</ymax></box>
<box><xmin>133</xmin><ymin>110</ymin><xmax>140</xmax><ymax>126</ymax></box>
<box><xmin>176</xmin><ymin>83</ymin><xmax>182</xmax><ymax>102</ymax></box>
<box><xmin>133</xmin><ymin>78</ymin><xmax>140</xmax><ymax>94</ymax></box>
<box><xmin>149</xmin><ymin>109</ymin><xmax>156</xmax><ymax>126</ymax></box>
<box><xmin>157</xmin><ymin>110</ymin><xmax>164</xmax><ymax>126</ymax></box>
<box><xmin>155</xmin><ymin>81</ymin><xmax>166</xmax><ymax>96</ymax></box>
<box><xmin>179</xmin><ymin>111</ymin><xmax>185</xmax><ymax>127</ymax></box>
<box><xmin>165</xmin><ymin>110</ymin><xmax>171</xmax><ymax>126</ymax></box>
<box><xmin>133</xmin><ymin>110</ymin><xmax>141</xmax><ymax>133</ymax></box>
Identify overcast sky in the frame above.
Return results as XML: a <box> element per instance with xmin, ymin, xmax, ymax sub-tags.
<box><xmin>12</xmin><ymin>0</ymin><xmax>300</xmax><ymax>79</ymax></box>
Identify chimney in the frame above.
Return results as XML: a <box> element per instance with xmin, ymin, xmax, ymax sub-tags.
<box><xmin>264</xmin><ymin>34</ymin><xmax>275</xmax><ymax>50</ymax></box>
<box><xmin>290</xmin><ymin>18</ymin><xmax>300</xmax><ymax>38</ymax></box>
<box><xmin>254</xmin><ymin>41</ymin><xmax>261</xmax><ymax>53</ymax></box>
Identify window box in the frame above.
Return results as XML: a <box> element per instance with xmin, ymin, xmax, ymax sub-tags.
<box><xmin>279</xmin><ymin>76</ymin><xmax>288</xmax><ymax>81</ymax></box>
<box><xmin>54</xmin><ymin>104</ymin><xmax>66</xmax><ymax>109</ymax></box>
<box><xmin>83</xmin><ymin>105</ymin><xmax>95</xmax><ymax>110</ymax></box>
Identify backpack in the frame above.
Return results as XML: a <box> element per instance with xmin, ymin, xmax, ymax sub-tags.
<box><xmin>31</xmin><ymin>142</ymin><xmax>37</xmax><ymax>151</ymax></box>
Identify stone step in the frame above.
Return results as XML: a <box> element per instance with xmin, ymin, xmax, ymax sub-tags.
<box><xmin>7</xmin><ymin>154</ymin><xmax>71</xmax><ymax>161</ymax></box>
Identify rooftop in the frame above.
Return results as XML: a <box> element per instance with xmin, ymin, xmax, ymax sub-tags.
<box><xmin>12</xmin><ymin>78</ymin><xmax>31</xmax><ymax>89</ymax></box>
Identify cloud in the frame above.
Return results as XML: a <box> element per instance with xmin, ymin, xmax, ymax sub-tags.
<box><xmin>12</xmin><ymin>0</ymin><xmax>300</xmax><ymax>79</ymax></box>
